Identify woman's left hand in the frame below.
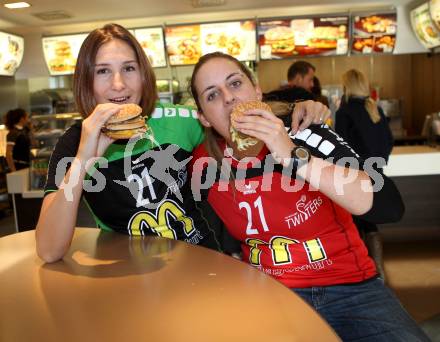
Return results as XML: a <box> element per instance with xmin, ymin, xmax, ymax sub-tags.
<box><xmin>291</xmin><ymin>100</ymin><xmax>331</xmax><ymax>133</ymax></box>
<box><xmin>233</xmin><ymin>108</ymin><xmax>294</xmax><ymax>164</ymax></box>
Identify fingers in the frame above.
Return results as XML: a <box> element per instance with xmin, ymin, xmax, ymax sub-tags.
<box><xmin>232</xmin><ymin>109</ymin><xmax>283</xmax><ymax>135</ymax></box>
<box><xmin>291</xmin><ymin>103</ymin><xmax>305</xmax><ymax>134</ymax></box>
<box><xmin>298</xmin><ymin>101</ymin><xmax>316</xmax><ymax>132</ymax></box>
<box><xmin>292</xmin><ymin>100</ymin><xmax>331</xmax><ymax>132</ymax></box>
<box><xmin>87</xmin><ymin>103</ymin><xmax>121</xmax><ymax>128</ymax></box>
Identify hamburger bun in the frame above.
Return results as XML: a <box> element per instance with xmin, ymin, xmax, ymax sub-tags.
<box><xmin>102</xmin><ymin>104</ymin><xmax>147</xmax><ymax>139</ymax></box>
<box><xmin>264</xmin><ymin>27</ymin><xmax>295</xmax><ymax>54</ymax></box>
<box><xmin>230</xmin><ymin>100</ymin><xmax>272</xmax><ymax>151</ymax></box>
<box><xmin>54</xmin><ymin>41</ymin><xmax>71</xmax><ymax>57</ymax></box>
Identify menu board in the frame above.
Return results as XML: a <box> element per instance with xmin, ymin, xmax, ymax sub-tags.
<box><xmin>165</xmin><ymin>20</ymin><xmax>256</xmax><ymax>66</ymax></box>
<box><xmin>430</xmin><ymin>0</ymin><xmax>440</xmax><ymax>30</ymax></box>
<box><xmin>134</xmin><ymin>27</ymin><xmax>167</xmax><ymax>68</ymax></box>
<box><xmin>351</xmin><ymin>13</ymin><xmax>397</xmax><ymax>54</ymax></box>
<box><xmin>42</xmin><ymin>34</ymin><xmax>88</xmax><ymax>75</ymax></box>
<box><xmin>0</xmin><ymin>32</ymin><xmax>24</xmax><ymax>76</ymax></box>
<box><xmin>411</xmin><ymin>2</ymin><xmax>440</xmax><ymax>49</ymax></box>
<box><xmin>165</xmin><ymin>25</ymin><xmax>201</xmax><ymax>66</ymax></box>
<box><xmin>258</xmin><ymin>16</ymin><xmax>349</xmax><ymax>59</ymax></box>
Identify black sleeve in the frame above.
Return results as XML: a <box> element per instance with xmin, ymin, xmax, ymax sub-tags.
<box><xmin>44</xmin><ymin>123</ymin><xmax>81</xmax><ymax>195</ymax></box>
<box><xmin>355</xmin><ymin>175</ymin><xmax>404</xmax><ymax>224</ymax></box>
<box><xmin>289</xmin><ymin>124</ymin><xmax>404</xmax><ymax>224</ymax></box>
<box><xmin>6</xmin><ymin>130</ymin><xmax>18</xmax><ymax>144</ymax></box>
<box><xmin>263</xmin><ymin>86</ymin><xmax>315</xmax><ymax>103</ymax></box>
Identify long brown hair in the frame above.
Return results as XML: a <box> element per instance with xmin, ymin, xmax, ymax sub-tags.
<box><xmin>73</xmin><ymin>23</ymin><xmax>157</xmax><ymax>118</ymax></box>
<box><xmin>190</xmin><ymin>52</ymin><xmax>257</xmax><ymax>164</ymax></box>
<box><xmin>342</xmin><ymin>69</ymin><xmax>381</xmax><ymax>124</ymax></box>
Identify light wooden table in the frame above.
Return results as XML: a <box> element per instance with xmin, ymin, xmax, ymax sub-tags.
<box><xmin>0</xmin><ymin>228</ymin><xmax>340</xmax><ymax>342</ymax></box>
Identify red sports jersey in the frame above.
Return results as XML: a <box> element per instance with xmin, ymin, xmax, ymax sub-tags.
<box><xmin>192</xmin><ymin>125</ymin><xmax>377</xmax><ymax>288</ymax></box>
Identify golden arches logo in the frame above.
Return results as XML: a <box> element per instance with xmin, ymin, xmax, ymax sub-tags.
<box><xmin>128</xmin><ymin>200</ymin><xmax>195</xmax><ymax>239</ymax></box>
<box><xmin>245</xmin><ymin>237</ymin><xmax>326</xmax><ymax>266</ymax></box>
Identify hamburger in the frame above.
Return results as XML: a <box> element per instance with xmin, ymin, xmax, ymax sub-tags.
<box><xmin>264</xmin><ymin>26</ymin><xmax>295</xmax><ymax>54</ymax></box>
<box><xmin>230</xmin><ymin>100</ymin><xmax>272</xmax><ymax>151</ymax></box>
<box><xmin>54</xmin><ymin>41</ymin><xmax>72</xmax><ymax>57</ymax></box>
<box><xmin>102</xmin><ymin>104</ymin><xmax>147</xmax><ymax>139</ymax></box>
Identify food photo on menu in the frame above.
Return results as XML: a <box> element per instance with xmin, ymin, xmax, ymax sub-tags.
<box><xmin>258</xmin><ymin>16</ymin><xmax>348</xmax><ymax>60</ymax></box>
<box><xmin>431</xmin><ymin>0</ymin><xmax>440</xmax><ymax>30</ymax></box>
<box><xmin>134</xmin><ymin>27</ymin><xmax>167</xmax><ymax>68</ymax></box>
<box><xmin>42</xmin><ymin>34</ymin><xmax>87</xmax><ymax>75</ymax></box>
<box><xmin>200</xmin><ymin>20</ymin><xmax>256</xmax><ymax>61</ymax></box>
<box><xmin>0</xmin><ymin>32</ymin><xmax>24</xmax><ymax>76</ymax></box>
<box><xmin>411</xmin><ymin>2</ymin><xmax>440</xmax><ymax>49</ymax></box>
<box><xmin>351</xmin><ymin>13</ymin><xmax>397</xmax><ymax>54</ymax></box>
<box><xmin>165</xmin><ymin>25</ymin><xmax>202</xmax><ymax>66</ymax></box>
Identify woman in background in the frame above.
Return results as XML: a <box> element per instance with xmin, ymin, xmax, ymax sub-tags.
<box><xmin>335</xmin><ymin>69</ymin><xmax>394</xmax><ymax>279</ymax></box>
<box><xmin>5</xmin><ymin>108</ymin><xmax>32</xmax><ymax>172</ymax></box>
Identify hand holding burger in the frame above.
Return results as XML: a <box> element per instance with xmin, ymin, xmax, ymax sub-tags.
<box><xmin>101</xmin><ymin>104</ymin><xmax>147</xmax><ymax>139</ymax></box>
<box><xmin>230</xmin><ymin>100</ymin><xmax>294</xmax><ymax>164</ymax></box>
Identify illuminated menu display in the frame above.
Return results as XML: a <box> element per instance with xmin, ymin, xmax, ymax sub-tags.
<box><xmin>430</xmin><ymin>0</ymin><xmax>440</xmax><ymax>31</ymax></box>
<box><xmin>0</xmin><ymin>32</ymin><xmax>24</xmax><ymax>76</ymax></box>
<box><xmin>258</xmin><ymin>16</ymin><xmax>349</xmax><ymax>59</ymax></box>
<box><xmin>351</xmin><ymin>13</ymin><xmax>397</xmax><ymax>54</ymax></box>
<box><xmin>42</xmin><ymin>34</ymin><xmax>88</xmax><ymax>76</ymax></box>
<box><xmin>165</xmin><ymin>20</ymin><xmax>256</xmax><ymax>66</ymax></box>
<box><xmin>133</xmin><ymin>27</ymin><xmax>167</xmax><ymax>68</ymax></box>
<box><xmin>411</xmin><ymin>3</ymin><xmax>440</xmax><ymax>49</ymax></box>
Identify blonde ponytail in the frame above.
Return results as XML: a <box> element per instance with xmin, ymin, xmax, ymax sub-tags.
<box><xmin>365</xmin><ymin>97</ymin><xmax>381</xmax><ymax>124</ymax></box>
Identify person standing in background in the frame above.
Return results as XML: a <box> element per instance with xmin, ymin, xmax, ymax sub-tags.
<box><xmin>335</xmin><ymin>69</ymin><xmax>394</xmax><ymax>280</ymax></box>
<box><xmin>264</xmin><ymin>60</ymin><xmax>316</xmax><ymax>103</ymax></box>
<box><xmin>5</xmin><ymin>108</ymin><xmax>33</xmax><ymax>172</ymax></box>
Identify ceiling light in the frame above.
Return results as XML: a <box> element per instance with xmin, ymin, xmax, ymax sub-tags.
<box><xmin>4</xmin><ymin>2</ymin><xmax>31</xmax><ymax>9</ymax></box>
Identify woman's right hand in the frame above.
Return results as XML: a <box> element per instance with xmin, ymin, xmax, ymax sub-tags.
<box><xmin>76</xmin><ymin>103</ymin><xmax>121</xmax><ymax>163</ymax></box>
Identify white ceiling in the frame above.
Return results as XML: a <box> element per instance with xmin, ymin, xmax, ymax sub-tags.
<box><xmin>0</xmin><ymin>0</ymin><xmax>413</xmax><ymax>35</ymax></box>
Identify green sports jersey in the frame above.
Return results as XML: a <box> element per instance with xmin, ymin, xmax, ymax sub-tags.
<box><xmin>45</xmin><ymin>103</ymin><xmax>219</xmax><ymax>249</ymax></box>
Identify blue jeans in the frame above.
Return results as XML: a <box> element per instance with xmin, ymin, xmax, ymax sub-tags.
<box><xmin>292</xmin><ymin>278</ymin><xmax>430</xmax><ymax>342</ymax></box>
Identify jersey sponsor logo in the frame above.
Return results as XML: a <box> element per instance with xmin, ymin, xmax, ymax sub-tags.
<box><xmin>284</xmin><ymin>195</ymin><xmax>323</xmax><ymax>229</ymax></box>
<box><xmin>243</xmin><ymin>183</ymin><xmax>257</xmax><ymax>195</ymax></box>
<box><xmin>127</xmin><ymin>199</ymin><xmax>196</xmax><ymax>238</ymax></box>
<box><xmin>246</xmin><ymin>236</ymin><xmax>328</xmax><ymax>267</ymax></box>
<box><xmin>169</xmin><ymin>168</ymin><xmax>188</xmax><ymax>195</ymax></box>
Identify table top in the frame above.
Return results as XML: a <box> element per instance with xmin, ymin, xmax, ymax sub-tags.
<box><xmin>0</xmin><ymin>228</ymin><xmax>340</xmax><ymax>342</ymax></box>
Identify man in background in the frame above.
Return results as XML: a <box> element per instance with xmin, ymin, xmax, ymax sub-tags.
<box><xmin>264</xmin><ymin>60</ymin><xmax>316</xmax><ymax>103</ymax></box>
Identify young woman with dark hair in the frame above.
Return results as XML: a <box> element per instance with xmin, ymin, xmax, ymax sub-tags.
<box><xmin>190</xmin><ymin>52</ymin><xmax>428</xmax><ymax>342</ymax></box>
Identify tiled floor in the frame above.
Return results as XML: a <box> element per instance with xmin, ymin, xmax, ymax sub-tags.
<box><xmin>1</xmin><ymin>212</ymin><xmax>439</xmax><ymax>340</ymax></box>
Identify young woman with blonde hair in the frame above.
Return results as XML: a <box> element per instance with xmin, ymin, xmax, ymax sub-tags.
<box><xmin>336</xmin><ymin>68</ymin><xmax>394</xmax><ymax>280</ymax></box>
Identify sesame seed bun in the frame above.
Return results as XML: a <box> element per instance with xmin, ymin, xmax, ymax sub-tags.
<box><xmin>230</xmin><ymin>100</ymin><xmax>272</xmax><ymax>151</ymax></box>
<box><xmin>102</xmin><ymin>104</ymin><xmax>146</xmax><ymax>139</ymax></box>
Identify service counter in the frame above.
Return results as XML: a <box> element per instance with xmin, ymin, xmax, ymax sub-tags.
<box><xmin>6</xmin><ymin>146</ymin><xmax>440</xmax><ymax>233</ymax></box>
<box><xmin>6</xmin><ymin>168</ymin><xmax>95</xmax><ymax>232</ymax></box>
<box><xmin>384</xmin><ymin>146</ymin><xmax>440</xmax><ymax>177</ymax></box>
<box><xmin>382</xmin><ymin>146</ymin><xmax>440</xmax><ymax>238</ymax></box>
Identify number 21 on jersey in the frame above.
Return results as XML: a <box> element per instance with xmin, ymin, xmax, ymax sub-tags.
<box><xmin>238</xmin><ymin>196</ymin><xmax>269</xmax><ymax>235</ymax></box>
